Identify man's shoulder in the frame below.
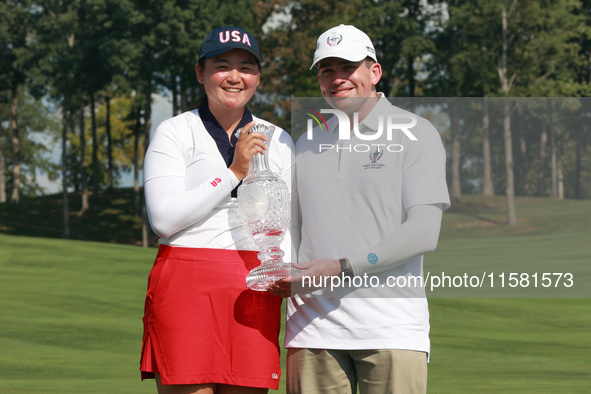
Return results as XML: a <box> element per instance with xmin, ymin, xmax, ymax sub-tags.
<box><xmin>379</xmin><ymin>99</ymin><xmax>435</xmax><ymax>126</ymax></box>
<box><xmin>366</xmin><ymin>98</ymin><xmax>442</xmax><ymax>143</ymax></box>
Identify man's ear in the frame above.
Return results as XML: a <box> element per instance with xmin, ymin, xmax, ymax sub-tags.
<box><xmin>371</xmin><ymin>62</ymin><xmax>382</xmax><ymax>86</ymax></box>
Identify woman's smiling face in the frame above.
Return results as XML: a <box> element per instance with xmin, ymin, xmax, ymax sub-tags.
<box><xmin>196</xmin><ymin>48</ymin><xmax>260</xmax><ymax>113</ymax></box>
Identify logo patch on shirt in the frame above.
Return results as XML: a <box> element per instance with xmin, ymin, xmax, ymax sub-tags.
<box><xmin>362</xmin><ymin>147</ymin><xmax>385</xmax><ymax>170</ymax></box>
<box><xmin>210</xmin><ymin>177</ymin><xmax>222</xmax><ymax>187</ymax></box>
<box><xmin>272</xmin><ymin>373</ymin><xmax>279</xmax><ymax>379</ymax></box>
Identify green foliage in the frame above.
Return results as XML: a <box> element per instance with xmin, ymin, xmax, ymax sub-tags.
<box><xmin>1</xmin><ymin>0</ymin><xmax>591</xmax><ymax>202</ymax></box>
<box><xmin>1</xmin><ymin>87</ymin><xmax>60</xmax><ymax>197</ymax></box>
<box><xmin>0</xmin><ymin>0</ymin><xmax>35</xmax><ymax>90</ymax></box>
<box><xmin>66</xmin><ymin>95</ymin><xmax>137</xmax><ymax>191</ymax></box>
<box><xmin>436</xmin><ymin>0</ymin><xmax>591</xmax><ymax>97</ymax></box>
<box><xmin>0</xmin><ymin>188</ymin><xmax>159</xmax><ymax>245</ymax></box>
<box><xmin>254</xmin><ymin>0</ymin><xmax>446</xmax><ymax>124</ymax></box>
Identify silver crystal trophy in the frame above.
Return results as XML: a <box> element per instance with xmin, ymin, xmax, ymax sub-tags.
<box><xmin>237</xmin><ymin>124</ymin><xmax>292</xmax><ymax>291</ymax></box>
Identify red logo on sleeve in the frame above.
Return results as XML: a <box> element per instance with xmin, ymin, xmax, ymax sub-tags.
<box><xmin>210</xmin><ymin>177</ymin><xmax>222</xmax><ymax>187</ymax></box>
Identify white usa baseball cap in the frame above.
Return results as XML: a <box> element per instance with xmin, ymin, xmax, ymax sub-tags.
<box><xmin>310</xmin><ymin>24</ymin><xmax>377</xmax><ymax>70</ymax></box>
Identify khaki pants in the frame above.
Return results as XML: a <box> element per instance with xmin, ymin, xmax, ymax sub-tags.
<box><xmin>286</xmin><ymin>348</ymin><xmax>427</xmax><ymax>394</ymax></box>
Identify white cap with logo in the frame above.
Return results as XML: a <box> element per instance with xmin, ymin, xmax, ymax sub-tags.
<box><xmin>310</xmin><ymin>24</ymin><xmax>377</xmax><ymax>70</ymax></box>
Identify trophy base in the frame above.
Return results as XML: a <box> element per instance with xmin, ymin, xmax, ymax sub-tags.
<box><xmin>246</xmin><ymin>261</ymin><xmax>293</xmax><ymax>291</ymax></box>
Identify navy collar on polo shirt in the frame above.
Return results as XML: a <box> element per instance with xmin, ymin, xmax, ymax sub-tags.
<box><xmin>199</xmin><ymin>100</ymin><xmax>253</xmax><ymax>197</ymax></box>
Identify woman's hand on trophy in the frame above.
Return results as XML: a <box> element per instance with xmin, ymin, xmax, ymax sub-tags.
<box><xmin>267</xmin><ymin>259</ymin><xmax>342</xmax><ymax>297</ymax></box>
<box><xmin>230</xmin><ymin>121</ymin><xmax>268</xmax><ymax>180</ymax></box>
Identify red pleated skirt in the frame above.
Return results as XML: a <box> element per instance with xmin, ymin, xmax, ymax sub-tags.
<box><xmin>140</xmin><ymin>245</ymin><xmax>282</xmax><ymax>389</ymax></box>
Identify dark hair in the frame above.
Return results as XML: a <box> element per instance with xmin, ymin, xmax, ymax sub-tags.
<box><xmin>364</xmin><ymin>56</ymin><xmax>376</xmax><ymax>67</ymax></box>
<box><xmin>193</xmin><ymin>58</ymin><xmax>209</xmax><ymax>109</ymax></box>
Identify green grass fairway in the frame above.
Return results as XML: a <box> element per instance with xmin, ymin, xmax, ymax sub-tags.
<box><xmin>0</xmin><ymin>235</ymin><xmax>155</xmax><ymax>393</ymax></box>
<box><xmin>1</xmin><ymin>194</ymin><xmax>590</xmax><ymax>392</ymax></box>
<box><xmin>1</xmin><ymin>234</ymin><xmax>589</xmax><ymax>393</ymax></box>
<box><xmin>428</xmin><ymin>298</ymin><xmax>591</xmax><ymax>393</ymax></box>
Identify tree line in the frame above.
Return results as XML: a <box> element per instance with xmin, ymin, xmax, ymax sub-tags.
<box><xmin>1</xmin><ymin>0</ymin><xmax>590</xmax><ymax>245</ymax></box>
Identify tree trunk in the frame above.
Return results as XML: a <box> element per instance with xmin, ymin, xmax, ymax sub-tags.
<box><xmin>407</xmin><ymin>54</ymin><xmax>416</xmax><ymax>97</ymax></box>
<box><xmin>517</xmin><ymin>114</ymin><xmax>530</xmax><ymax>196</ymax></box>
<box><xmin>142</xmin><ymin>83</ymin><xmax>153</xmax><ymax>248</ymax></box>
<box><xmin>171</xmin><ymin>73</ymin><xmax>179</xmax><ymax>116</ymax></box>
<box><xmin>78</xmin><ymin>99</ymin><xmax>89</xmax><ymax>216</ymax></box>
<box><xmin>133</xmin><ymin>106</ymin><xmax>142</xmax><ymax>216</ymax></box>
<box><xmin>105</xmin><ymin>92</ymin><xmax>113</xmax><ymax>192</ymax></box>
<box><xmin>91</xmin><ymin>92</ymin><xmax>100</xmax><ymax>201</ymax></box>
<box><xmin>62</xmin><ymin>100</ymin><xmax>70</xmax><ymax>239</ymax></box>
<box><xmin>500</xmin><ymin>3</ymin><xmax>517</xmax><ymax>226</ymax></box>
<box><xmin>180</xmin><ymin>67</ymin><xmax>189</xmax><ymax>112</ymax></box>
<box><xmin>0</xmin><ymin>116</ymin><xmax>5</xmax><ymax>202</ymax></box>
<box><xmin>449</xmin><ymin>103</ymin><xmax>462</xmax><ymax>202</ymax></box>
<box><xmin>482</xmin><ymin>95</ymin><xmax>494</xmax><ymax>196</ymax></box>
<box><xmin>558</xmin><ymin>165</ymin><xmax>564</xmax><ymax>200</ymax></box>
<box><xmin>62</xmin><ymin>33</ymin><xmax>75</xmax><ymax>238</ymax></box>
<box><xmin>538</xmin><ymin>120</ymin><xmax>548</xmax><ymax>197</ymax></box>
<box><xmin>519</xmin><ymin>134</ymin><xmax>529</xmax><ymax>196</ymax></box>
<box><xmin>550</xmin><ymin>124</ymin><xmax>557</xmax><ymax>199</ymax></box>
<box><xmin>10</xmin><ymin>83</ymin><xmax>20</xmax><ymax>204</ymax></box>
<box><xmin>504</xmin><ymin>103</ymin><xmax>516</xmax><ymax>226</ymax></box>
<box><xmin>0</xmin><ymin>144</ymin><xmax>5</xmax><ymax>203</ymax></box>
<box><xmin>574</xmin><ymin>126</ymin><xmax>581</xmax><ymax>199</ymax></box>
<box><xmin>180</xmin><ymin>78</ymin><xmax>188</xmax><ymax>113</ymax></box>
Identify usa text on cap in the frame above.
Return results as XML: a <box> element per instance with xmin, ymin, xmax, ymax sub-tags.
<box><xmin>199</xmin><ymin>26</ymin><xmax>263</xmax><ymax>64</ymax></box>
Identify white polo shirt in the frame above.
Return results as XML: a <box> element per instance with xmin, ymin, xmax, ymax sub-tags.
<box><xmin>144</xmin><ymin>109</ymin><xmax>296</xmax><ymax>258</ymax></box>
<box><xmin>285</xmin><ymin>97</ymin><xmax>450</xmax><ymax>353</ymax></box>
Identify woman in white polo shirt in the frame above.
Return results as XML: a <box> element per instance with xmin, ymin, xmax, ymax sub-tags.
<box><xmin>139</xmin><ymin>26</ymin><xmax>294</xmax><ymax>394</ymax></box>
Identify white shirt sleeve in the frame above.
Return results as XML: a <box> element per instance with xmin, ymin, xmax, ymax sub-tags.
<box><xmin>143</xmin><ymin>115</ymin><xmax>241</xmax><ymax>239</ymax></box>
<box><xmin>348</xmin><ymin>203</ymin><xmax>444</xmax><ymax>275</ymax></box>
<box><xmin>144</xmin><ymin>169</ymin><xmax>240</xmax><ymax>239</ymax></box>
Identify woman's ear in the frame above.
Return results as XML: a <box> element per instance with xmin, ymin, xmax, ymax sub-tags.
<box><xmin>195</xmin><ymin>63</ymin><xmax>204</xmax><ymax>84</ymax></box>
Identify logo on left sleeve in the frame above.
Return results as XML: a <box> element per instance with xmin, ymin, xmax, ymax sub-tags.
<box><xmin>211</xmin><ymin>177</ymin><xmax>222</xmax><ymax>187</ymax></box>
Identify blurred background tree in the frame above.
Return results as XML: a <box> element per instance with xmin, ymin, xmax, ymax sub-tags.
<box><xmin>1</xmin><ymin>0</ymin><xmax>590</xmax><ymax>241</ymax></box>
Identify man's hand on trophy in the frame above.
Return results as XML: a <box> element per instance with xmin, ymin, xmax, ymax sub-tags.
<box><xmin>230</xmin><ymin>121</ymin><xmax>268</xmax><ymax>180</ymax></box>
<box><xmin>267</xmin><ymin>259</ymin><xmax>342</xmax><ymax>297</ymax></box>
